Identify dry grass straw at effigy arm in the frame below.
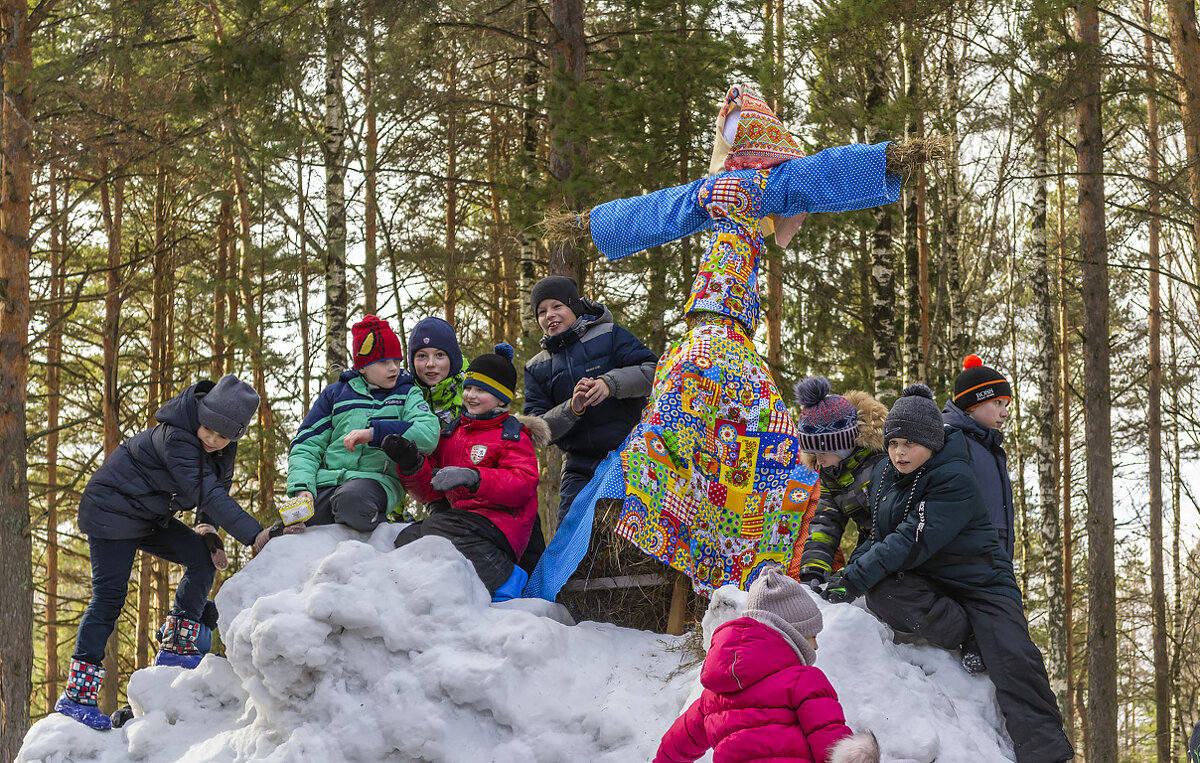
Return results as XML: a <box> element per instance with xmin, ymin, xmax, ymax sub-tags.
<box><xmin>538</xmin><ymin>209</ymin><xmax>591</xmax><ymax>242</ymax></box>
<box><xmin>885</xmin><ymin>134</ymin><xmax>954</xmax><ymax>177</ymax></box>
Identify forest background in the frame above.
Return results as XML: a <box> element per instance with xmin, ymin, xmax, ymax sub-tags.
<box><xmin>1</xmin><ymin>0</ymin><xmax>1199</xmax><ymax>760</ymax></box>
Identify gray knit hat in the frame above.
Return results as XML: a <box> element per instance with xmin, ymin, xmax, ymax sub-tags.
<box><xmin>744</xmin><ymin>567</ymin><xmax>822</xmax><ymax>666</ymax></box>
<box><xmin>883</xmin><ymin>383</ymin><xmax>945</xmax><ymax>452</ymax></box>
<box><xmin>197</xmin><ymin>374</ymin><xmax>259</xmax><ymax>441</ymax></box>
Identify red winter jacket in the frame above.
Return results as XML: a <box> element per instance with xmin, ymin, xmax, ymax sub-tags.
<box><xmin>655</xmin><ymin>618</ymin><xmax>853</xmax><ymax>763</ymax></box>
<box><xmin>398</xmin><ymin>413</ymin><xmax>540</xmax><ymax>557</ymax></box>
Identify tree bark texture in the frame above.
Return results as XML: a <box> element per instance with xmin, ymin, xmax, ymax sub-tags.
<box><xmin>1075</xmin><ymin>4</ymin><xmax>1116</xmax><ymax>759</ymax></box>
<box><xmin>324</xmin><ymin>0</ymin><xmax>348</xmax><ymax>376</ymax></box>
<box><xmin>1164</xmin><ymin>0</ymin><xmax>1200</xmax><ymax>273</ymax></box>
<box><xmin>547</xmin><ymin>0</ymin><xmax>587</xmax><ymax>284</ymax></box>
<box><xmin>0</xmin><ymin>3</ymin><xmax>34</xmax><ymax>751</ymax></box>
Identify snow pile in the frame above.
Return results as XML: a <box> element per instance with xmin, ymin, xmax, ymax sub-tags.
<box><xmin>19</xmin><ymin>524</ymin><xmax>1018</xmax><ymax>762</ymax></box>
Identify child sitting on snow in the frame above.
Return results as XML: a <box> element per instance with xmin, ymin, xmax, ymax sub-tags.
<box><xmin>386</xmin><ymin>344</ymin><xmax>549</xmax><ymax>595</ymax></box>
<box><xmin>287</xmin><ymin>315</ymin><xmax>441</xmax><ymax>530</ymax></box>
<box><xmin>408</xmin><ymin>316</ymin><xmax>467</xmax><ymax>426</ymax></box>
<box><xmin>58</xmin><ymin>375</ymin><xmax>279</xmax><ymax>730</ymax></box>
<box><xmin>654</xmin><ymin>567</ymin><xmax>878</xmax><ymax>763</ymax></box>
<box><xmin>793</xmin><ymin>377</ymin><xmax>888</xmax><ymax>590</ymax></box>
<box><xmin>820</xmin><ymin>384</ymin><xmax>1073</xmax><ymax>763</ymax></box>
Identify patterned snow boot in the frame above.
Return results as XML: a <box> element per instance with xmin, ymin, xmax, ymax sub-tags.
<box><xmin>960</xmin><ymin>635</ymin><xmax>987</xmax><ymax>676</ymax></box>
<box><xmin>154</xmin><ymin>614</ymin><xmax>204</xmax><ymax>669</ymax></box>
<box><xmin>54</xmin><ymin>658</ymin><xmax>112</xmax><ymax>730</ymax></box>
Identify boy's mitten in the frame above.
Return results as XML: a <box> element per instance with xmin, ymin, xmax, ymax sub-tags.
<box><xmin>254</xmin><ymin>520</ymin><xmax>306</xmax><ymax>553</ymax></box>
<box><xmin>382</xmin><ymin>434</ymin><xmax>423</xmax><ymax>474</ymax></box>
<box><xmin>430</xmin><ymin>466</ymin><xmax>480</xmax><ymax>493</ymax></box>
<box><xmin>820</xmin><ymin>570</ymin><xmax>861</xmax><ymax>604</ymax></box>
<box><xmin>796</xmin><ymin>564</ymin><xmax>829</xmax><ymax>591</ymax></box>
<box><xmin>194</xmin><ymin>524</ymin><xmax>228</xmax><ymax>571</ymax></box>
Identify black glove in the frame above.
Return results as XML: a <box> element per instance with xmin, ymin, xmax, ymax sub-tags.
<box><xmin>382</xmin><ymin>434</ymin><xmax>423</xmax><ymax>474</ymax></box>
<box><xmin>796</xmin><ymin>564</ymin><xmax>829</xmax><ymax>592</ymax></box>
<box><xmin>430</xmin><ymin>466</ymin><xmax>481</xmax><ymax>493</ymax></box>
<box><xmin>195</xmin><ymin>524</ymin><xmax>228</xmax><ymax>571</ymax></box>
<box><xmin>820</xmin><ymin>570</ymin><xmax>861</xmax><ymax>604</ymax></box>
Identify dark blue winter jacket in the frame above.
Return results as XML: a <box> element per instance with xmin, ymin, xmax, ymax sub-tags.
<box><xmin>942</xmin><ymin>400</ymin><xmax>1014</xmax><ymax>560</ymax></box>
<box><xmin>77</xmin><ymin>381</ymin><xmax>264</xmax><ymax>546</ymax></box>
<box><xmin>844</xmin><ymin>427</ymin><xmax>1020</xmax><ymax>603</ymax></box>
<box><xmin>523</xmin><ymin>302</ymin><xmax>657</xmax><ymax>461</ymax></box>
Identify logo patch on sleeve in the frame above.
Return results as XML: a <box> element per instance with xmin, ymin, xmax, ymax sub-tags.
<box><xmin>470</xmin><ymin>445</ymin><xmax>488</xmax><ymax>464</ymax></box>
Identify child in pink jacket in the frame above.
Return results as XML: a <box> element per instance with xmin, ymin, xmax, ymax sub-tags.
<box><xmin>654</xmin><ymin>567</ymin><xmax>879</xmax><ymax>763</ymax></box>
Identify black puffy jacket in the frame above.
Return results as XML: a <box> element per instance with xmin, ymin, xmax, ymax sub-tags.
<box><xmin>77</xmin><ymin>381</ymin><xmax>264</xmax><ymax>545</ymax></box>
<box><xmin>523</xmin><ymin>302</ymin><xmax>657</xmax><ymax>459</ymax></box>
<box><xmin>843</xmin><ymin>427</ymin><xmax>1019</xmax><ymax>603</ymax></box>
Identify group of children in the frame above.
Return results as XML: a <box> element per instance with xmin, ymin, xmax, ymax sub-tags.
<box><xmin>55</xmin><ymin>272</ymin><xmax>1072</xmax><ymax>762</ymax></box>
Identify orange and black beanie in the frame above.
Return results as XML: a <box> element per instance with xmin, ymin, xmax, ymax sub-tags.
<box><xmin>464</xmin><ymin>343</ymin><xmax>517</xmax><ymax>404</ymax></box>
<box><xmin>952</xmin><ymin>355</ymin><xmax>1011</xmax><ymax>411</ymax></box>
<box><xmin>351</xmin><ymin>315</ymin><xmax>404</xmax><ymax>371</ymax></box>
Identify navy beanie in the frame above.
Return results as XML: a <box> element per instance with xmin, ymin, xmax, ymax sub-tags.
<box><xmin>464</xmin><ymin>343</ymin><xmax>517</xmax><ymax>404</ymax></box>
<box><xmin>408</xmin><ymin>317</ymin><xmax>463</xmax><ymax>376</ymax></box>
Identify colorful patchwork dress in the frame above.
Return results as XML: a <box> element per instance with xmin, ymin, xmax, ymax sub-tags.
<box><xmin>525</xmin><ymin>87</ymin><xmax>901</xmax><ymax>599</ymax></box>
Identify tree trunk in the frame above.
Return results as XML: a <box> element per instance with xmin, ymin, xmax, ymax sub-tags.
<box><xmin>547</xmin><ymin>0</ymin><xmax>587</xmax><ymax>283</ymax></box>
<box><xmin>1168</xmin><ymin>280</ymin><xmax>1183</xmax><ymax>760</ymax></box>
<box><xmin>1060</xmin><ymin>126</ymin><xmax>1080</xmax><ymax>743</ymax></box>
<box><xmin>230</xmin><ymin>154</ymin><xmax>276</xmax><ymax>515</ymax></box>
<box><xmin>1143</xmin><ymin>5</ymin><xmax>1169</xmax><ymax>756</ymax></box>
<box><xmin>363</xmin><ymin>7</ymin><xmax>378</xmax><ymax>316</ymax></box>
<box><xmin>866</xmin><ymin>51</ymin><xmax>897</xmax><ymax>401</ymax></box>
<box><xmin>1057</xmin><ymin>125</ymin><xmax>1075</xmax><ymax>743</ymax></box>
<box><xmin>1163</xmin><ymin>0</ymin><xmax>1200</xmax><ymax>273</ymax></box>
<box><xmin>212</xmin><ymin>199</ymin><xmax>230</xmax><ymax>377</ymax></box>
<box><xmin>1075</xmin><ymin>4</ymin><xmax>1116</xmax><ymax>758</ymax></box>
<box><xmin>99</xmin><ymin>171</ymin><xmax>124</xmax><ymax>714</ymax></box>
<box><xmin>1031</xmin><ymin>103</ymin><xmax>1069</xmax><ymax>730</ymax></box>
<box><xmin>324</xmin><ymin>0</ymin><xmax>348</xmax><ymax>376</ymax></box>
<box><xmin>0</xmin><ymin>3</ymin><xmax>34</xmax><ymax>752</ymax></box>
<box><xmin>518</xmin><ymin>0</ymin><xmax>540</xmax><ymax>338</ymax></box>
<box><xmin>298</xmin><ymin>149</ymin><xmax>311</xmax><ymax>413</ymax></box>
<box><xmin>903</xmin><ymin>28</ymin><xmax>921</xmax><ymax>384</ymax></box>
<box><xmin>44</xmin><ymin>169</ymin><xmax>63</xmax><ymax>711</ymax></box>
<box><xmin>444</xmin><ymin>35</ymin><xmax>459</xmax><ymax>325</ymax></box>
<box><xmin>943</xmin><ymin>24</ymin><xmax>967</xmax><ymax>366</ymax></box>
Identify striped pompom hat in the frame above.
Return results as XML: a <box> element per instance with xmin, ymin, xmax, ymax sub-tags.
<box><xmin>952</xmin><ymin>355</ymin><xmax>1011</xmax><ymax>411</ymax></box>
<box><xmin>794</xmin><ymin>376</ymin><xmax>859</xmax><ymax>454</ymax></box>
<box><xmin>464</xmin><ymin>343</ymin><xmax>517</xmax><ymax>404</ymax></box>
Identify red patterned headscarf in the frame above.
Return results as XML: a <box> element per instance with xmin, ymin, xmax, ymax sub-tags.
<box><xmin>710</xmin><ymin>85</ymin><xmax>806</xmax><ymax>173</ymax></box>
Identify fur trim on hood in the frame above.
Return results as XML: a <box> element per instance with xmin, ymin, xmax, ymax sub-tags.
<box><xmin>798</xmin><ymin>390</ymin><xmax>888</xmax><ymax>470</ymax></box>
<box><xmin>514</xmin><ymin>414</ymin><xmax>552</xmax><ymax>448</ymax></box>
<box><xmin>828</xmin><ymin>731</ymin><xmax>881</xmax><ymax>763</ymax></box>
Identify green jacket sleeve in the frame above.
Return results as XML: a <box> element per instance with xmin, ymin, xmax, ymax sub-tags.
<box><xmin>401</xmin><ymin>386</ymin><xmax>442</xmax><ymax>455</ymax></box>
<box><xmin>287</xmin><ymin>386</ymin><xmax>336</xmax><ymax>496</ymax></box>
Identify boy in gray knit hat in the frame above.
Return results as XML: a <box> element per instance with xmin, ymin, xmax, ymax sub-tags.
<box><xmin>821</xmin><ymin>384</ymin><xmax>1074</xmax><ymax>763</ymax></box>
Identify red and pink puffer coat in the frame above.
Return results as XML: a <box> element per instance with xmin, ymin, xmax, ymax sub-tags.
<box><xmin>655</xmin><ymin>617</ymin><xmax>854</xmax><ymax>763</ymax></box>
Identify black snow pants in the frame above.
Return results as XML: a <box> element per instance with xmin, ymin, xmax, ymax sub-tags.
<box><xmin>394</xmin><ymin>507</ymin><xmax>515</xmax><ymax>594</ymax></box>
<box><xmin>866</xmin><ymin>573</ymin><xmax>1075</xmax><ymax>763</ymax></box>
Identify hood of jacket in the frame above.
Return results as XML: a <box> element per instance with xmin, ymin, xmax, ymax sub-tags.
<box><xmin>154</xmin><ymin>380</ymin><xmax>212</xmax><ymax>432</ymax></box>
<box><xmin>941</xmin><ymin>399</ymin><xmax>1003</xmax><ymax>450</ymax></box>
<box><xmin>540</xmin><ymin>300</ymin><xmax>612</xmax><ymax>352</ymax></box>
<box><xmin>799</xmin><ymin>389</ymin><xmax>888</xmax><ymax>471</ymax></box>
<box><xmin>701</xmin><ymin>618</ymin><xmax>802</xmax><ymax>695</ymax></box>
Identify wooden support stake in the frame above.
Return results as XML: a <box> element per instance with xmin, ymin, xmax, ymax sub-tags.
<box><xmin>666</xmin><ymin>571</ymin><xmax>690</xmax><ymax>636</ymax></box>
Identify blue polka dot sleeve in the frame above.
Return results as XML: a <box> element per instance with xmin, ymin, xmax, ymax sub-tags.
<box><xmin>763</xmin><ymin>141</ymin><xmax>900</xmax><ymax>217</ymax></box>
<box><xmin>588</xmin><ymin>141</ymin><xmax>900</xmax><ymax>261</ymax></box>
<box><xmin>589</xmin><ymin>176</ymin><xmax>712</xmax><ymax>261</ymax></box>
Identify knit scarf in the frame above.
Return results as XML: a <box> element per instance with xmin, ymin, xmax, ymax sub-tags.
<box><xmin>421</xmin><ymin>369</ymin><xmax>465</xmax><ymax>420</ymax></box>
<box><xmin>821</xmin><ymin>446</ymin><xmax>875</xmax><ymax>493</ymax></box>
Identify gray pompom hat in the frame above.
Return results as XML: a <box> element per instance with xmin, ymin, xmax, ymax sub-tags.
<box><xmin>883</xmin><ymin>383</ymin><xmax>945</xmax><ymax>453</ymax></box>
<box><xmin>197</xmin><ymin>374</ymin><xmax>260</xmax><ymax>441</ymax></box>
<box><xmin>743</xmin><ymin>567</ymin><xmax>823</xmax><ymax>666</ymax></box>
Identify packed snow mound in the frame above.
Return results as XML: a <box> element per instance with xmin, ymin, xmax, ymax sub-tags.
<box><xmin>19</xmin><ymin>524</ymin><xmax>1019</xmax><ymax>762</ymax></box>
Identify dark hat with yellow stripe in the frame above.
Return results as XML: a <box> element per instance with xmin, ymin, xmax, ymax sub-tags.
<box><xmin>952</xmin><ymin>355</ymin><xmax>1011</xmax><ymax>411</ymax></box>
<box><xmin>464</xmin><ymin>343</ymin><xmax>517</xmax><ymax>404</ymax></box>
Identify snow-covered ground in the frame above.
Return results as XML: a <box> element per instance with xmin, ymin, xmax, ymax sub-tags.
<box><xmin>18</xmin><ymin>524</ymin><xmax>1018</xmax><ymax>762</ymax></box>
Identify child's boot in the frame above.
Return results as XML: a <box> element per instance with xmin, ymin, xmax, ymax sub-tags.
<box><xmin>54</xmin><ymin>658</ymin><xmax>112</xmax><ymax>730</ymax></box>
<box><xmin>154</xmin><ymin>613</ymin><xmax>204</xmax><ymax>668</ymax></box>
<box><xmin>960</xmin><ymin>634</ymin><xmax>986</xmax><ymax>675</ymax></box>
